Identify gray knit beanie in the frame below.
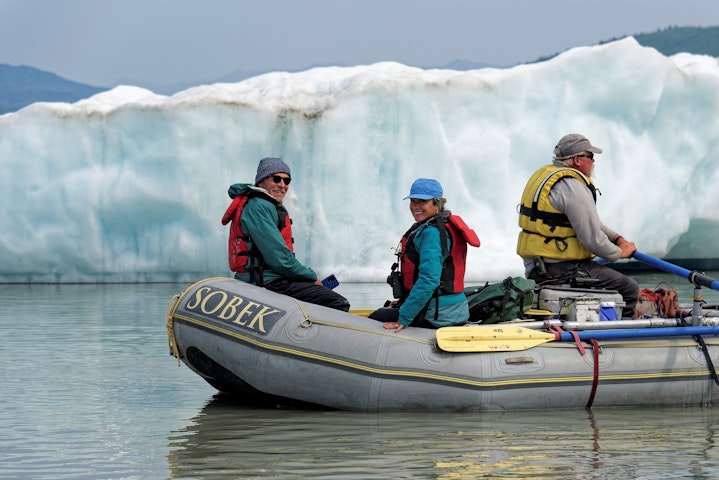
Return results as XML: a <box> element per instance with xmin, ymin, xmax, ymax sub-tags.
<box><xmin>254</xmin><ymin>157</ymin><xmax>291</xmax><ymax>185</ymax></box>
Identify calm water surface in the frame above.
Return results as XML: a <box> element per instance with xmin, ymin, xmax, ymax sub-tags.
<box><xmin>3</xmin><ymin>273</ymin><xmax>719</xmax><ymax>479</ymax></box>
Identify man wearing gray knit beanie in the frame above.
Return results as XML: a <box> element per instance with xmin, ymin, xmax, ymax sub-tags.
<box><xmin>221</xmin><ymin>157</ymin><xmax>350</xmax><ymax>311</ymax></box>
<box><xmin>254</xmin><ymin>157</ymin><xmax>291</xmax><ymax>186</ymax></box>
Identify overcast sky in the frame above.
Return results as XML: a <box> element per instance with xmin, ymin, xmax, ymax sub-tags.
<box><xmin>1</xmin><ymin>0</ymin><xmax>717</xmax><ymax>88</ymax></box>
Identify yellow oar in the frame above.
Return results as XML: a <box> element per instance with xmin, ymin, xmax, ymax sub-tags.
<box><xmin>436</xmin><ymin>325</ymin><xmax>557</xmax><ymax>352</ymax></box>
<box><xmin>350</xmin><ymin>309</ymin><xmax>374</xmax><ymax>317</ymax></box>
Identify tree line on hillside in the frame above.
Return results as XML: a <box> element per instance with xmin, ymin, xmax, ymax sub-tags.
<box><xmin>533</xmin><ymin>25</ymin><xmax>718</xmax><ymax>64</ymax></box>
<box><xmin>619</xmin><ymin>25</ymin><xmax>719</xmax><ymax>57</ymax></box>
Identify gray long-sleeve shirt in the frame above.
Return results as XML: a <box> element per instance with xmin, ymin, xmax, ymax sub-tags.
<box><xmin>523</xmin><ymin>175</ymin><xmax>622</xmax><ymax>274</ymax></box>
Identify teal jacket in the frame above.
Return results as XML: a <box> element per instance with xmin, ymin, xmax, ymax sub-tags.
<box><xmin>228</xmin><ymin>183</ymin><xmax>317</xmax><ymax>285</ymax></box>
<box><xmin>398</xmin><ymin>220</ymin><xmax>469</xmax><ymax>328</ymax></box>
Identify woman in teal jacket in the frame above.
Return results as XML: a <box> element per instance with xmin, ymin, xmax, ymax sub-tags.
<box><xmin>372</xmin><ymin>178</ymin><xmax>477</xmax><ymax>332</ymax></box>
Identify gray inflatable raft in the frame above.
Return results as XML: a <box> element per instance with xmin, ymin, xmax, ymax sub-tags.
<box><xmin>167</xmin><ymin>277</ymin><xmax>719</xmax><ymax>411</ymax></box>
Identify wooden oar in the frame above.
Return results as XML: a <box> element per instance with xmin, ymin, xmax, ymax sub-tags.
<box><xmin>436</xmin><ymin>324</ymin><xmax>719</xmax><ymax>352</ymax></box>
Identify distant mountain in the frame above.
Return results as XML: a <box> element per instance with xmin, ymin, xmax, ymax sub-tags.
<box><xmin>1</xmin><ymin>26</ymin><xmax>716</xmax><ymax>113</ymax></box>
<box><xmin>634</xmin><ymin>25</ymin><xmax>719</xmax><ymax>56</ymax></box>
<box><xmin>533</xmin><ymin>25</ymin><xmax>719</xmax><ymax>63</ymax></box>
<box><xmin>0</xmin><ymin>65</ymin><xmax>106</xmax><ymax>115</ymax></box>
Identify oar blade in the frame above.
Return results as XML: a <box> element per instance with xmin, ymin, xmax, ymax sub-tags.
<box><xmin>436</xmin><ymin>325</ymin><xmax>556</xmax><ymax>352</ymax></box>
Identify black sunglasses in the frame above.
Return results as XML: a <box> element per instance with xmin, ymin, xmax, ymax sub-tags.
<box><xmin>270</xmin><ymin>175</ymin><xmax>291</xmax><ymax>185</ymax></box>
<box><xmin>577</xmin><ymin>152</ymin><xmax>594</xmax><ymax>160</ymax></box>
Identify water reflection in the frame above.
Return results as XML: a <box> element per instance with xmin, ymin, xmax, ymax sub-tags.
<box><xmin>5</xmin><ymin>279</ymin><xmax>719</xmax><ymax>479</ymax></box>
<box><xmin>168</xmin><ymin>395</ymin><xmax>719</xmax><ymax>479</ymax></box>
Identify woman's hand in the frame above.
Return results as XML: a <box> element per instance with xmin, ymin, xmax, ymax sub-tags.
<box><xmin>383</xmin><ymin>322</ymin><xmax>405</xmax><ymax>332</ymax></box>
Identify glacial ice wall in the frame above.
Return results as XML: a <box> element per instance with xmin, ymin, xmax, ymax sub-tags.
<box><xmin>2</xmin><ymin>37</ymin><xmax>718</xmax><ymax>283</ymax></box>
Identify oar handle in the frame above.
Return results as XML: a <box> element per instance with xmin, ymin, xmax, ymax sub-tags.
<box><xmin>632</xmin><ymin>251</ymin><xmax>719</xmax><ymax>291</ymax></box>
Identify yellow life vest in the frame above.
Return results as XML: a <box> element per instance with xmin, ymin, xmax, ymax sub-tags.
<box><xmin>516</xmin><ymin>165</ymin><xmax>597</xmax><ymax>260</ymax></box>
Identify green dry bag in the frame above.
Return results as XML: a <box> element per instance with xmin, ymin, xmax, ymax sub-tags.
<box><xmin>464</xmin><ymin>276</ymin><xmax>536</xmax><ymax>324</ymax></box>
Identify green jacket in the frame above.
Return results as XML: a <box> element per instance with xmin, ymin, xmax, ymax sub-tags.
<box><xmin>228</xmin><ymin>183</ymin><xmax>316</xmax><ymax>285</ymax></box>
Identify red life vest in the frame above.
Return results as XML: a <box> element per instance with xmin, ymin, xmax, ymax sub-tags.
<box><xmin>399</xmin><ymin>213</ymin><xmax>480</xmax><ymax>296</ymax></box>
<box><xmin>221</xmin><ymin>193</ymin><xmax>293</xmax><ymax>279</ymax></box>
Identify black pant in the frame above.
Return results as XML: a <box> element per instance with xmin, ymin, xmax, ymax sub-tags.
<box><xmin>529</xmin><ymin>259</ymin><xmax>639</xmax><ymax>318</ymax></box>
<box><xmin>265</xmin><ymin>278</ymin><xmax>350</xmax><ymax>311</ymax></box>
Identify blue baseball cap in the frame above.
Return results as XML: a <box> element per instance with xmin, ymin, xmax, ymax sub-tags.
<box><xmin>403</xmin><ymin>178</ymin><xmax>443</xmax><ymax>200</ymax></box>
